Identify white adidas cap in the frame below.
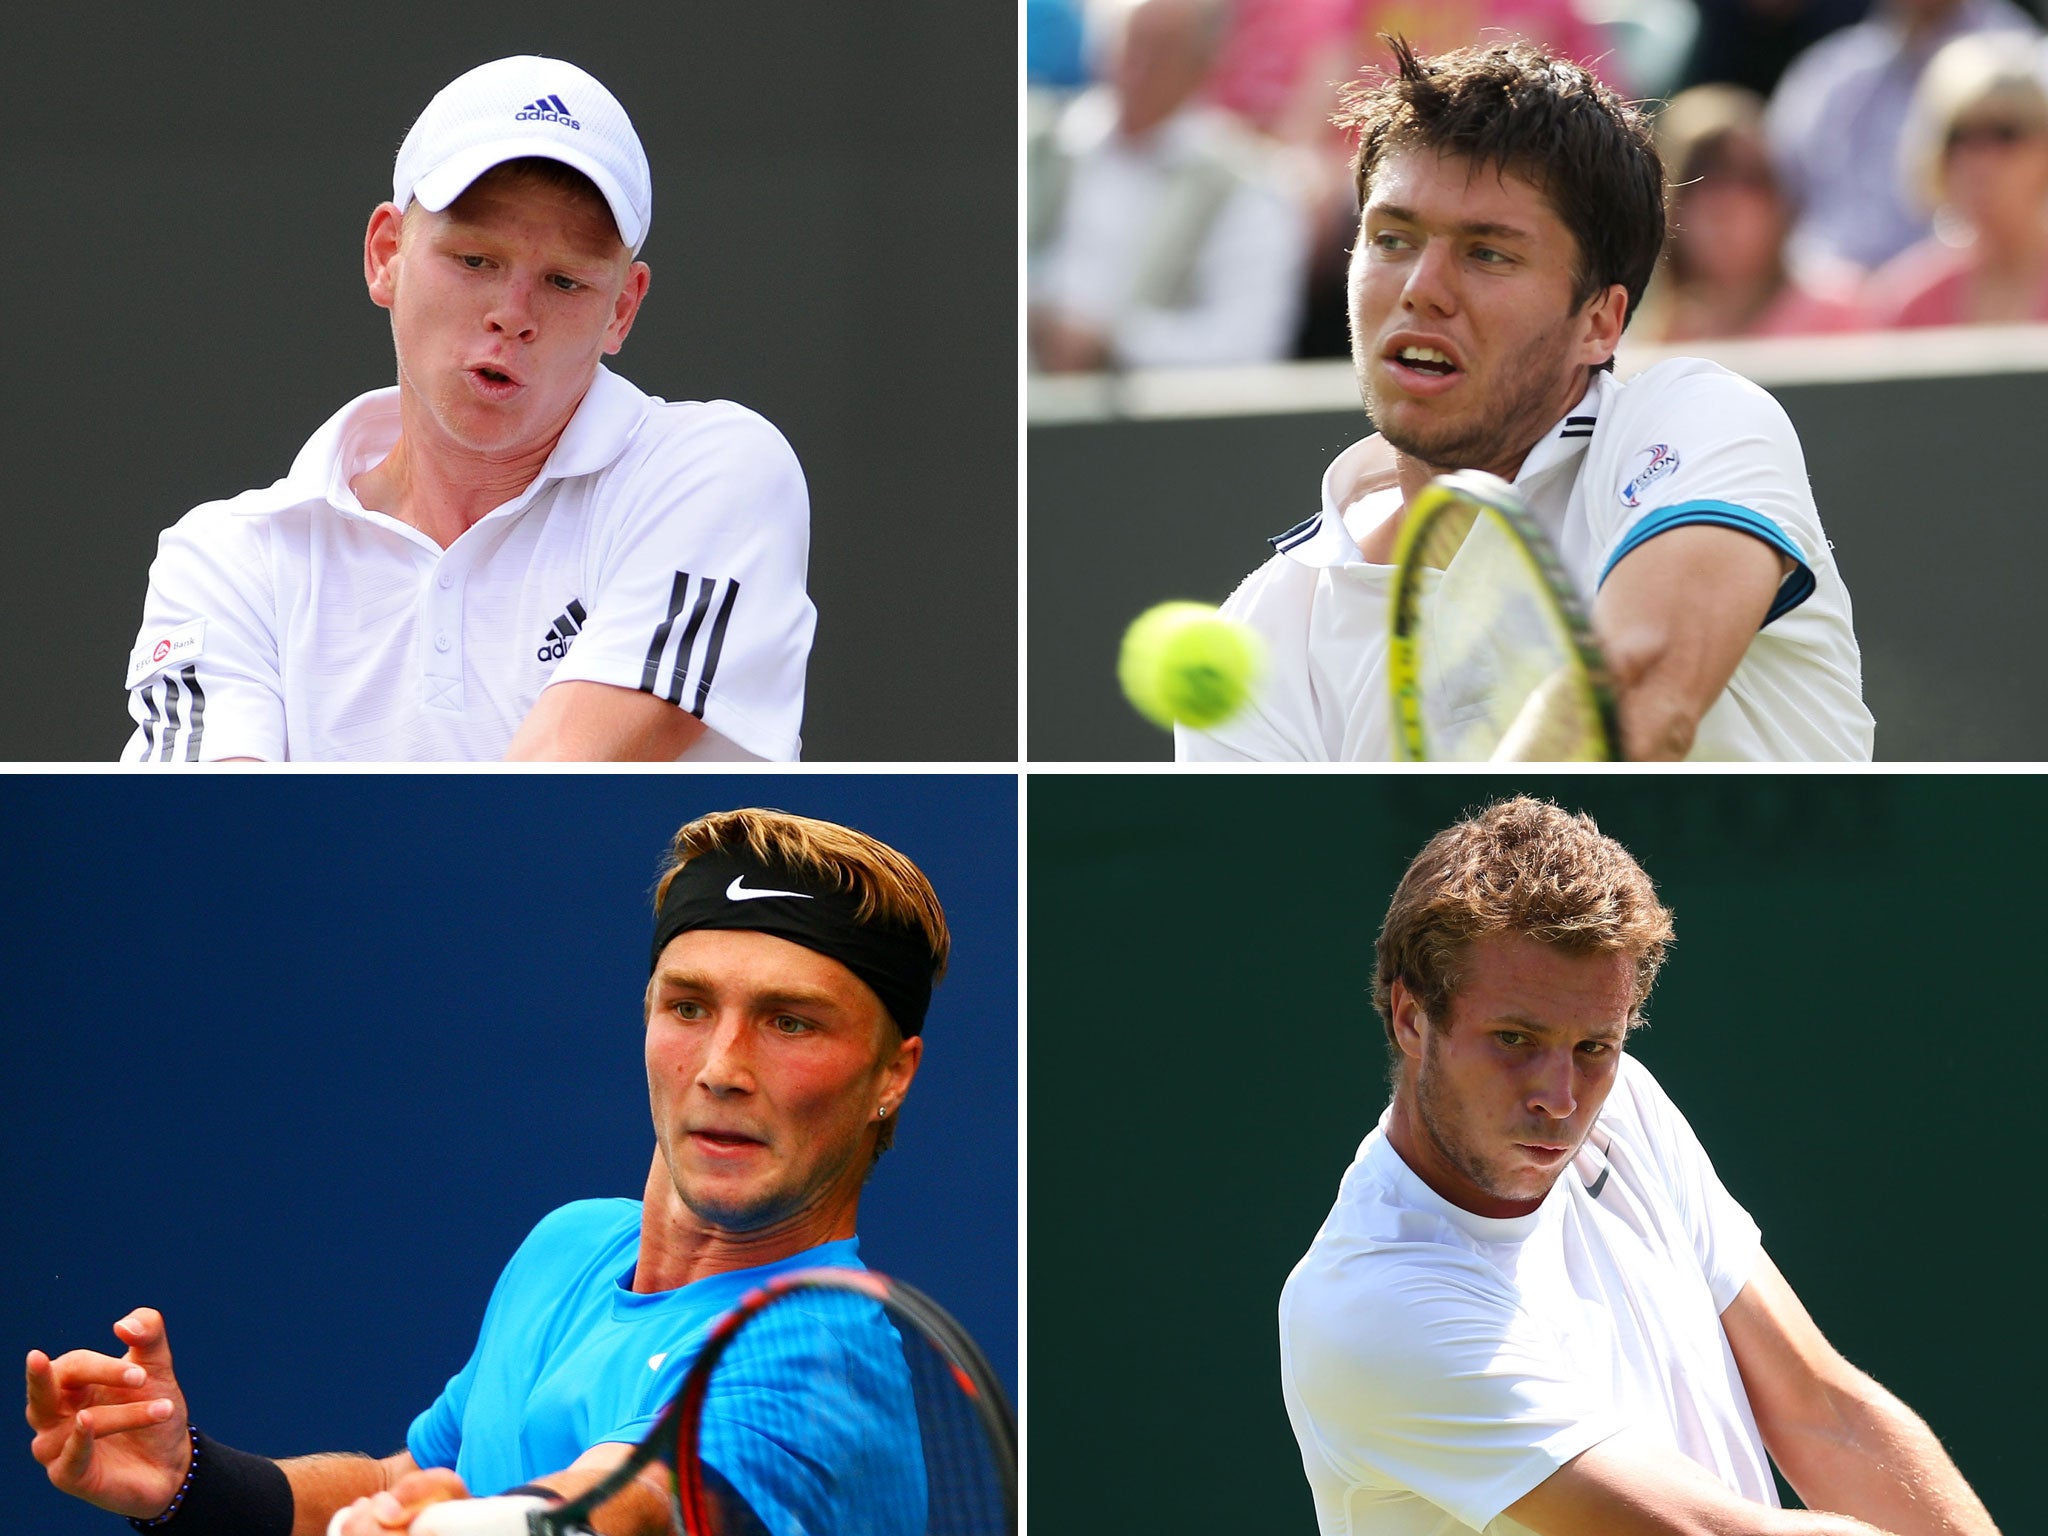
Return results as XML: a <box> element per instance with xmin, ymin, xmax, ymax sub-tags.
<box><xmin>393</xmin><ymin>56</ymin><xmax>652</xmax><ymax>255</ymax></box>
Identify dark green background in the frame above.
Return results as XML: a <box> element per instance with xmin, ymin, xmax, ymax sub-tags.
<box><xmin>1030</xmin><ymin>773</ymin><xmax>2029</xmax><ymax>1533</ymax></box>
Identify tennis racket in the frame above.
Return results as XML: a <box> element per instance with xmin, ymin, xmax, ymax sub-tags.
<box><xmin>397</xmin><ymin>1268</ymin><xmax>1014</xmax><ymax>1536</ymax></box>
<box><xmin>1387</xmin><ymin>469</ymin><xmax>1618</xmax><ymax>761</ymax></box>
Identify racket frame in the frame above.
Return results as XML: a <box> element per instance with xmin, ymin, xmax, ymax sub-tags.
<box><xmin>1386</xmin><ymin>468</ymin><xmax>1620</xmax><ymax>761</ymax></box>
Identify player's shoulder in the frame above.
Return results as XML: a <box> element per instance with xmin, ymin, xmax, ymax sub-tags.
<box><xmin>513</xmin><ymin>1196</ymin><xmax>643</xmax><ymax>1262</ymax></box>
<box><xmin>624</xmin><ymin>396</ymin><xmax>803</xmax><ymax>479</ymax></box>
<box><xmin>1597</xmin><ymin>358</ymin><xmax>1801</xmax><ymax>456</ymax></box>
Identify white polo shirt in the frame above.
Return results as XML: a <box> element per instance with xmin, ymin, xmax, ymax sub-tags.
<box><xmin>1178</xmin><ymin>359</ymin><xmax>1873</xmax><ymax>761</ymax></box>
<box><xmin>1279</xmin><ymin>1054</ymin><xmax>1774</xmax><ymax>1536</ymax></box>
<box><xmin>121</xmin><ymin>366</ymin><xmax>813</xmax><ymax>761</ymax></box>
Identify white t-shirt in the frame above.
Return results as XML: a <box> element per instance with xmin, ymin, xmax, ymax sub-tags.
<box><xmin>121</xmin><ymin>366</ymin><xmax>813</xmax><ymax>762</ymax></box>
<box><xmin>1279</xmin><ymin>1054</ymin><xmax>1774</xmax><ymax>1536</ymax></box>
<box><xmin>1179</xmin><ymin>359</ymin><xmax>1873</xmax><ymax>761</ymax></box>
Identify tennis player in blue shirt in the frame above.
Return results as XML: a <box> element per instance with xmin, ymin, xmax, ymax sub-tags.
<box><xmin>26</xmin><ymin>809</ymin><xmax>948</xmax><ymax>1536</ymax></box>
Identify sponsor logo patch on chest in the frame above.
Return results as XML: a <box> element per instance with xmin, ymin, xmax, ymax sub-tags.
<box><xmin>126</xmin><ymin>618</ymin><xmax>206</xmax><ymax>688</ymax></box>
<box><xmin>536</xmin><ymin>599</ymin><xmax>589</xmax><ymax>663</ymax></box>
<box><xmin>1619</xmin><ymin>443</ymin><xmax>1680</xmax><ymax>508</ymax></box>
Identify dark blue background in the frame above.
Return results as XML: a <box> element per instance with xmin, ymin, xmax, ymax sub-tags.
<box><xmin>0</xmin><ymin>773</ymin><xmax>1016</xmax><ymax>1533</ymax></box>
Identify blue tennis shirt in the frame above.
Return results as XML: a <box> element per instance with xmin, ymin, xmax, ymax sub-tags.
<box><xmin>407</xmin><ymin>1198</ymin><xmax>922</xmax><ymax>1535</ymax></box>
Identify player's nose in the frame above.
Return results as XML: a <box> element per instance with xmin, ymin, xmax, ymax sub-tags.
<box><xmin>1524</xmin><ymin>1051</ymin><xmax>1577</xmax><ymax>1121</ymax></box>
<box><xmin>483</xmin><ymin>284</ymin><xmax>540</xmax><ymax>342</ymax></box>
<box><xmin>694</xmin><ymin>1015</ymin><xmax>756</xmax><ymax>1095</ymax></box>
<box><xmin>1400</xmin><ymin>240</ymin><xmax>1458</xmax><ymax>316</ymax></box>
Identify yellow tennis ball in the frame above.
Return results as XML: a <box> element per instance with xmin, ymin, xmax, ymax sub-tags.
<box><xmin>1117</xmin><ymin>602</ymin><xmax>1264</xmax><ymax>730</ymax></box>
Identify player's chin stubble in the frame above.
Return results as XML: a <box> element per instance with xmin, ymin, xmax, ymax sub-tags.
<box><xmin>1357</xmin><ymin>321</ymin><xmax>1584</xmax><ymax>480</ymax></box>
<box><xmin>1414</xmin><ymin>1047</ymin><xmax>1540</xmax><ymax>1204</ymax></box>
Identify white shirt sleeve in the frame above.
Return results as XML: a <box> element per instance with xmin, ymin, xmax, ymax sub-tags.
<box><xmin>1176</xmin><ymin>560</ymin><xmax>1323</xmax><ymax>761</ymax></box>
<box><xmin>1606</xmin><ymin>1058</ymin><xmax>1762</xmax><ymax>1312</ymax></box>
<box><xmin>544</xmin><ymin>403</ymin><xmax>815</xmax><ymax>761</ymax></box>
<box><xmin>121</xmin><ymin>505</ymin><xmax>288</xmax><ymax>762</ymax></box>
<box><xmin>1281</xmin><ymin>1248</ymin><xmax>1628</xmax><ymax>1532</ymax></box>
<box><xmin>1586</xmin><ymin>366</ymin><xmax>1822</xmax><ymax>629</ymax></box>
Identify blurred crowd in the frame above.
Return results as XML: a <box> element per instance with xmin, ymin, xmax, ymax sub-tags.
<box><xmin>1027</xmin><ymin>0</ymin><xmax>2048</xmax><ymax>371</ymax></box>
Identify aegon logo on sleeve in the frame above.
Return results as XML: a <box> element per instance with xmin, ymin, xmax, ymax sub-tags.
<box><xmin>1619</xmin><ymin>443</ymin><xmax>1681</xmax><ymax>508</ymax></box>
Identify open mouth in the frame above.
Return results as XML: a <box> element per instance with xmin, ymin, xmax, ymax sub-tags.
<box><xmin>476</xmin><ymin>367</ymin><xmax>513</xmax><ymax>384</ymax></box>
<box><xmin>1390</xmin><ymin>345</ymin><xmax>1460</xmax><ymax>377</ymax></box>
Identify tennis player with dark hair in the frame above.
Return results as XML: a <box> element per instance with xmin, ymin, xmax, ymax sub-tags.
<box><xmin>1179</xmin><ymin>40</ymin><xmax>1873</xmax><ymax>763</ymax></box>
<box><xmin>120</xmin><ymin>57</ymin><xmax>814</xmax><ymax>763</ymax></box>
<box><xmin>27</xmin><ymin>810</ymin><xmax>945</xmax><ymax>1536</ymax></box>
<box><xmin>1279</xmin><ymin>797</ymin><xmax>1998</xmax><ymax>1536</ymax></box>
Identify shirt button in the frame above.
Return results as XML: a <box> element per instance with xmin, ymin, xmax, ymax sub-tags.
<box><xmin>435</xmin><ymin>632</ymin><xmax>452</xmax><ymax>653</ymax></box>
<box><xmin>438</xmin><ymin>572</ymin><xmax>453</xmax><ymax>589</ymax></box>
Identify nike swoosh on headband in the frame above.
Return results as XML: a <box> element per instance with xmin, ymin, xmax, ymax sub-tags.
<box><xmin>726</xmin><ymin>876</ymin><xmax>814</xmax><ymax>902</ymax></box>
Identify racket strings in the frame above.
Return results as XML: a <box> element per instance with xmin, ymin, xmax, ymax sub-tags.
<box><xmin>899</xmin><ymin>1333</ymin><xmax>1008</xmax><ymax>1536</ymax></box>
<box><xmin>1406</xmin><ymin>502</ymin><xmax>1607</xmax><ymax>761</ymax></box>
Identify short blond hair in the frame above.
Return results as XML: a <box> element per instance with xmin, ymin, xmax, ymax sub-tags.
<box><xmin>1373</xmin><ymin>797</ymin><xmax>1673</xmax><ymax>1039</ymax></box>
<box><xmin>653</xmin><ymin>808</ymin><xmax>950</xmax><ymax>982</ymax></box>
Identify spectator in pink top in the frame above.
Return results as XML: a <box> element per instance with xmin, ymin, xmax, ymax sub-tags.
<box><xmin>1637</xmin><ymin>85</ymin><xmax>1863</xmax><ymax>342</ymax></box>
<box><xmin>1865</xmin><ymin>32</ymin><xmax>2048</xmax><ymax>326</ymax></box>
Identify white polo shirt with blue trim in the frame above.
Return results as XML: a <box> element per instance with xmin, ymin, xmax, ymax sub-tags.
<box><xmin>1178</xmin><ymin>358</ymin><xmax>1873</xmax><ymax>761</ymax></box>
<box><xmin>120</xmin><ymin>365</ymin><xmax>813</xmax><ymax>762</ymax></box>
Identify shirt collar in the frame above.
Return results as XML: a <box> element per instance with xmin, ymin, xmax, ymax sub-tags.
<box><xmin>249</xmin><ymin>363</ymin><xmax>654</xmax><ymax>519</ymax></box>
<box><xmin>1272</xmin><ymin>371</ymin><xmax>1614</xmax><ymax>570</ymax></box>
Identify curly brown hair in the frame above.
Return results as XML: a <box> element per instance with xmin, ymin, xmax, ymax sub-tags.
<box><xmin>1334</xmin><ymin>37</ymin><xmax>1666</xmax><ymax>371</ymax></box>
<box><xmin>1373</xmin><ymin>797</ymin><xmax>1673</xmax><ymax>1041</ymax></box>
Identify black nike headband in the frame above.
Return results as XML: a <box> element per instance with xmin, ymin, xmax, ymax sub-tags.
<box><xmin>650</xmin><ymin>847</ymin><xmax>937</xmax><ymax>1037</ymax></box>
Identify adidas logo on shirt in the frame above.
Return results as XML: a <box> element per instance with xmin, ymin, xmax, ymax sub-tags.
<box><xmin>515</xmin><ymin>94</ymin><xmax>580</xmax><ymax>129</ymax></box>
<box><xmin>537</xmin><ymin>599</ymin><xmax>589</xmax><ymax>662</ymax></box>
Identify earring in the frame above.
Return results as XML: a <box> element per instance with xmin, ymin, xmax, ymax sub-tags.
<box><xmin>878</xmin><ymin>1104</ymin><xmax>890</xmax><ymax>1119</ymax></box>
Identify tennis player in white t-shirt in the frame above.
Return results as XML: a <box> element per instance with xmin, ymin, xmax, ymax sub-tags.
<box><xmin>1179</xmin><ymin>40</ymin><xmax>1872</xmax><ymax>763</ymax></box>
<box><xmin>121</xmin><ymin>56</ymin><xmax>814</xmax><ymax>762</ymax></box>
<box><xmin>1280</xmin><ymin>799</ymin><xmax>1997</xmax><ymax>1536</ymax></box>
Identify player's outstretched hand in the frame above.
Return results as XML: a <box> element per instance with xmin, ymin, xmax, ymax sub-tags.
<box><xmin>25</xmin><ymin>1308</ymin><xmax>191</xmax><ymax>1517</ymax></box>
<box><xmin>327</xmin><ymin>1466</ymin><xmax>491</xmax><ymax>1536</ymax></box>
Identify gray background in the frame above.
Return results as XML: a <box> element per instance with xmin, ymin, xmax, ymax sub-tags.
<box><xmin>6</xmin><ymin>2</ymin><xmax>1013</xmax><ymax>762</ymax></box>
<box><xmin>1029</xmin><ymin>369</ymin><xmax>2042</xmax><ymax>761</ymax></box>
<box><xmin>1029</xmin><ymin>773</ymin><xmax>2030</xmax><ymax>1533</ymax></box>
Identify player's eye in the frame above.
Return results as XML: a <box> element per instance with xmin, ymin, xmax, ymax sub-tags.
<box><xmin>550</xmin><ymin>274</ymin><xmax>584</xmax><ymax>293</ymax></box>
<box><xmin>1371</xmin><ymin>230</ymin><xmax>1412</xmax><ymax>253</ymax></box>
<box><xmin>458</xmin><ymin>254</ymin><xmax>489</xmax><ymax>269</ymax></box>
<box><xmin>1494</xmin><ymin>1030</ymin><xmax>1527</xmax><ymax>1047</ymax></box>
<box><xmin>669</xmin><ymin>998</ymin><xmax>711</xmax><ymax>1021</ymax></box>
<box><xmin>1578</xmin><ymin>1040</ymin><xmax>1614</xmax><ymax>1057</ymax></box>
<box><xmin>770</xmin><ymin>1014</ymin><xmax>816</xmax><ymax>1036</ymax></box>
<box><xmin>1471</xmin><ymin>246</ymin><xmax>1511</xmax><ymax>265</ymax></box>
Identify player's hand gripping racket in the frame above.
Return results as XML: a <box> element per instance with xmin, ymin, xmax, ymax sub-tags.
<box><xmin>1387</xmin><ymin>469</ymin><xmax>1618</xmax><ymax>761</ymax></box>
<box><xmin>388</xmin><ymin>1268</ymin><xmax>1015</xmax><ymax>1536</ymax></box>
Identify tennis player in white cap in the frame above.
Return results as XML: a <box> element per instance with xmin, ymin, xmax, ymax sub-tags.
<box><xmin>120</xmin><ymin>56</ymin><xmax>815</xmax><ymax>762</ymax></box>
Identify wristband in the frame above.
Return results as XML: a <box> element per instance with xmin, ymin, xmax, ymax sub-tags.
<box><xmin>128</xmin><ymin>1428</ymin><xmax>293</xmax><ymax>1536</ymax></box>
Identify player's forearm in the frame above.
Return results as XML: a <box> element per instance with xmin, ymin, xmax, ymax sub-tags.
<box><xmin>279</xmin><ymin>1452</ymin><xmax>395</xmax><ymax>1536</ymax></box>
<box><xmin>1766</xmin><ymin>1373</ymin><xmax>2000</xmax><ymax>1536</ymax></box>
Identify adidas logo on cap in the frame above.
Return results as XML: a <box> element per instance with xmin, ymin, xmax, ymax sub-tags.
<box><xmin>516</xmin><ymin>94</ymin><xmax>580</xmax><ymax>130</ymax></box>
<box><xmin>536</xmin><ymin>599</ymin><xmax>588</xmax><ymax>662</ymax></box>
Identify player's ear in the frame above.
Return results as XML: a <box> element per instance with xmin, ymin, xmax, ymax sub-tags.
<box><xmin>1387</xmin><ymin>978</ymin><xmax>1431</xmax><ymax>1061</ymax></box>
<box><xmin>604</xmin><ymin>260</ymin><xmax>652</xmax><ymax>356</ymax></box>
<box><xmin>1578</xmin><ymin>281</ymin><xmax>1628</xmax><ymax>369</ymax></box>
<box><xmin>364</xmin><ymin>202</ymin><xmax>406</xmax><ymax>311</ymax></box>
<box><xmin>879</xmin><ymin>1029</ymin><xmax>922</xmax><ymax>1106</ymax></box>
